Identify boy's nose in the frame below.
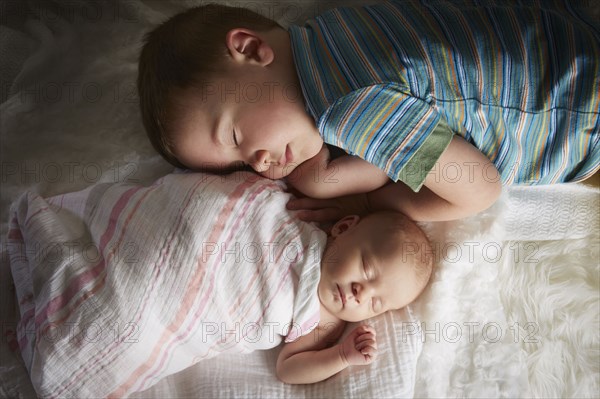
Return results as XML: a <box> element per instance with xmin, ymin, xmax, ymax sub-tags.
<box><xmin>251</xmin><ymin>150</ymin><xmax>272</xmax><ymax>172</ymax></box>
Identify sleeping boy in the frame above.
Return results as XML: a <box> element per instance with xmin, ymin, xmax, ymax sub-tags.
<box><xmin>277</xmin><ymin>210</ymin><xmax>433</xmax><ymax>383</ymax></box>
<box><xmin>137</xmin><ymin>1</ymin><xmax>599</xmax><ymax>222</ymax></box>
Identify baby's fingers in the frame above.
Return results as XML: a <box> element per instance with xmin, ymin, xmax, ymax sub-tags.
<box><xmin>354</xmin><ymin>325</ymin><xmax>376</xmax><ymax>339</ymax></box>
<box><xmin>355</xmin><ymin>338</ymin><xmax>377</xmax><ymax>352</ymax></box>
<box><xmin>358</xmin><ymin>343</ymin><xmax>377</xmax><ymax>363</ymax></box>
<box><xmin>354</xmin><ymin>331</ymin><xmax>376</xmax><ymax>342</ymax></box>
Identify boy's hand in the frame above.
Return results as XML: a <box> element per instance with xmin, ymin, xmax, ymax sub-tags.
<box><xmin>287</xmin><ymin>144</ymin><xmax>331</xmax><ymax>187</ymax></box>
<box><xmin>286</xmin><ymin>191</ymin><xmax>371</xmax><ymax>232</ymax></box>
<box><xmin>339</xmin><ymin>325</ymin><xmax>377</xmax><ymax>366</ymax></box>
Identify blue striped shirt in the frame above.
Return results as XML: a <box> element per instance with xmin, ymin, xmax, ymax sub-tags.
<box><xmin>289</xmin><ymin>0</ymin><xmax>600</xmax><ymax>191</ymax></box>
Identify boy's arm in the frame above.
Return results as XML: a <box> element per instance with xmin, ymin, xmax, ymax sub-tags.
<box><xmin>286</xmin><ymin>145</ymin><xmax>390</xmax><ymax>199</ymax></box>
<box><xmin>276</xmin><ymin>317</ymin><xmax>377</xmax><ymax>384</ymax></box>
<box><xmin>367</xmin><ymin>134</ymin><xmax>502</xmax><ymax>220</ymax></box>
<box><xmin>288</xmin><ymin>135</ymin><xmax>502</xmax><ymax>222</ymax></box>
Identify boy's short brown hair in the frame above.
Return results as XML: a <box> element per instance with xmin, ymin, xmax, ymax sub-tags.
<box><xmin>137</xmin><ymin>4</ymin><xmax>281</xmax><ymax>168</ymax></box>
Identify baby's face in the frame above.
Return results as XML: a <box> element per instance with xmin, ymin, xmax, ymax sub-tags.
<box><xmin>318</xmin><ymin>216</ymin><xmax>423</xmax><ymax>322</ymax></box>
<box><xmin>168</xmin><ymin>67</ymin><xmax>323</xmax><ymax>179</ymax></box>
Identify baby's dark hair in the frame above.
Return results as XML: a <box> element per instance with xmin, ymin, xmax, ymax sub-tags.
<box><xmin>363</xmin><ymin>211</ymin><xmax>434</xmax><ymax>289</ymax></box>
<box><xmin>137</xmin><ymin>4</ymin><xmax>281</xmax><ymax>168</ymax></box>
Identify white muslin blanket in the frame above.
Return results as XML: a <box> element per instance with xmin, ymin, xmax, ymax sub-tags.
<box><xmin>6</xmin><ymin>171</ymin><xmax>326</xmax><ymax>397</ymax></box>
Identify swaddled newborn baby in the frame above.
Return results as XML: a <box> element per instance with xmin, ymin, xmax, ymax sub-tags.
<box><xmin>277</xmin><ymin>211</ymin><xmax>433</xmax><ymax>383</ymax></box>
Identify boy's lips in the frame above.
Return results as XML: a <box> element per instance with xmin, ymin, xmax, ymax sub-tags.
<box><xmin>279</xmin><ymin>145</ymin><xmax>293</xmax><ymax>166</ymax></box>
<box><xmin>337</xmin><ymin>284</ymin><xmax>346</xmax><ymax>307</ymax></box>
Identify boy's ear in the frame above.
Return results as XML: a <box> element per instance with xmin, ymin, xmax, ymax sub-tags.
<box><xmin>330</xmin><ymin>215</ymin><xmax>360</xmax><ymax>238</ymax></box>
<box><xmin>225</xmin><ymin>28</ymin><xmax>274</xmax><ymax>66</ymax></box>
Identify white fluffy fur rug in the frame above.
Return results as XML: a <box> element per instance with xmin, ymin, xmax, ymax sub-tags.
<box><xmin>413</xmin><ymin>184</ymin><xmax>599</xmax><ymax>398</ymax></box>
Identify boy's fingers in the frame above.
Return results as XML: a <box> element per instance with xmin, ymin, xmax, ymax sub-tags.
<box><xmin>287</xmin><ymin>197</ymin><xmax>335</xmax><ymax>210</ymax></box>
<box><xmin>283</xmin><ymin>186</ymin><xmax>306</xmax><ymax>197</ymax></box>
<box><xmin>296</xmin><ymin>209</ymin><xmax>342</xmax><ymax>223</ymax></box>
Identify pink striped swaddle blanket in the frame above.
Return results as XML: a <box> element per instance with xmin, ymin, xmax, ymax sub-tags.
<box><xmin>6</xmin><ymin>171</ymin><xmax>325</xmax><ymax>397</ymax></box>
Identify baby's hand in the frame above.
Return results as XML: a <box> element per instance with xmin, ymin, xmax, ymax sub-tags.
<box><xmin>339</xmin><ymin>325</ymin><xmax>377</xmax><ymax>366</ymax></box>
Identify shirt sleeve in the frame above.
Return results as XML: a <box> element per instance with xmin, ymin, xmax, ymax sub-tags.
<box><xmin>317</xmin><ymin>83</ymin><xmax>454</xmax><ymax>192</ymax></box>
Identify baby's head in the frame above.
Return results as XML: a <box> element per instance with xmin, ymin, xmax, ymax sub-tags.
<box><xmin>138</xmin><ymin>4</ymin><xmax>323</xmax><ymax>178</ymax></box>
<box><xmin>318</xmin><ymin>212</ymin><xmax>433</xmax><ymax>322</ymax></box>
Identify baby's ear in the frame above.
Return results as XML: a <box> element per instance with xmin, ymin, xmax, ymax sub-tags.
<box><xmin>330</xmin><ymin>215</ymin><xmax>360</xmax><ymax>237</ymax></box>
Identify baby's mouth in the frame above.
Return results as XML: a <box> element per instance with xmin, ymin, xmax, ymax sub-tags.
<box><xmin>337</xmin><ymin>284</ymin><xmax>346</xmax><ymax>308</ymax></box>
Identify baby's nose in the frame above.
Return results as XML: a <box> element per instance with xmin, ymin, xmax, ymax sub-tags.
<box><xmin>352</xmin><ymin>283</ymin><xmax>374</xmax><ymax>305</ymax></box>
<box><xmin>351</xmin><ymin>283</ymin><xmax>364</xmax><ymax>303</ymax></box>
